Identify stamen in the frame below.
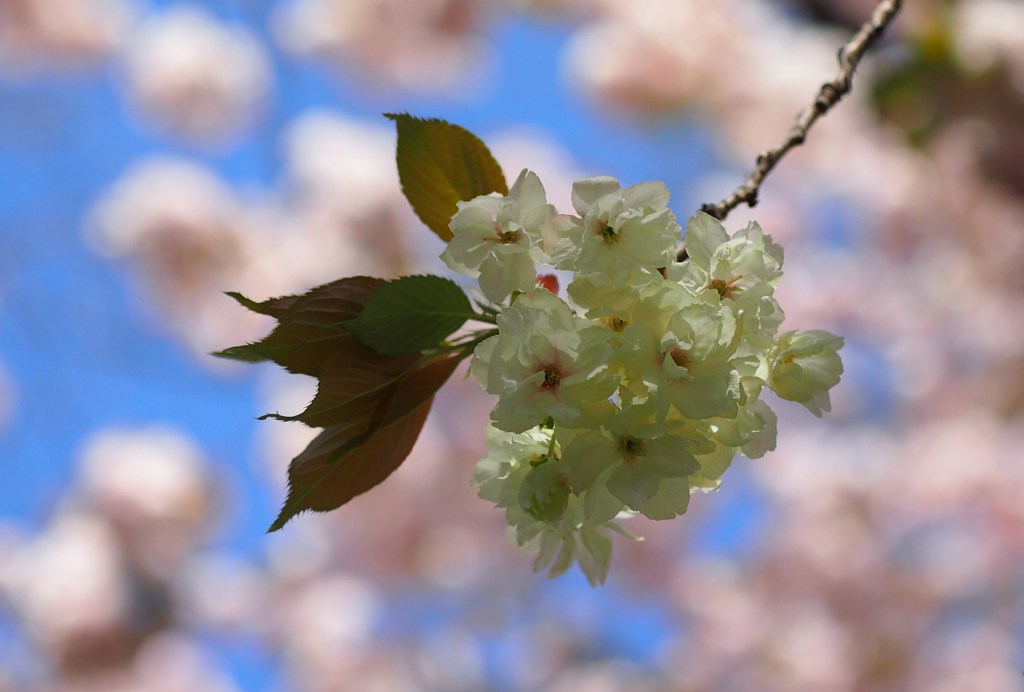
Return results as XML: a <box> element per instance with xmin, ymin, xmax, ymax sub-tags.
<box><xmin>497</xmin><ymin>229</ymin><xmax>522</xmax><ymax>244</ymax></box>
<box><xmin>540</xmin><ymin>366</ymin><xmax>561</xmax><ymax>390</ymax></box>
<box><xmin>604</xmin><ymin>316</ymin><xmax>628</xmax><ymax>333</ymax></box>
<box><xmin>709</xmin><ymin>275</ymin><xmax>743</xmax><ymax>299</ymax></box>
<box><xmin>618</xmin><ymin>436</ymin><xmax>646</xmax><ymax>461</ymax></box>
<box><xmin>670</xmin><ymin>347</ymin><xmax>691</xmax><ymax>368</ymax></box>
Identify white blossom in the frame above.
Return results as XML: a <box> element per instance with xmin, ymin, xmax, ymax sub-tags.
<box><xmin>767</xmin><ymin>330</ymin><xmax>845</xmax><ymax>416</ymax></box>
<box><xmin>442</xmin><ymin>169</ymin><xmax>555</xmax><ymax>304</ymax></box>
<box><xmin>472</xmin><ymin>288</ymin><xmax>618</xmax><ymax>432</ymax></box>
<box><xmin>548</xmin><ymin>177</ymin><xmax>681</xmax><ymax>277</ymax></box>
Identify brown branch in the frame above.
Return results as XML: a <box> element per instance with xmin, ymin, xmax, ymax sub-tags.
<box><xmin>685</xmin><ymin>0</ymin><xmax>902</xmax><ymax>254</ymax></box>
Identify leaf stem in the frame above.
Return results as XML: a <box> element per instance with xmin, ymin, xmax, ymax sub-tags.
<box><xmin>435</xmin><ymin>328</ymin><xmax>499</xmax><ymax>361</ymax></box>
<box><xmin>468</xmin><ymin>311</ymin><xmax>498</xmax><ymax>325</ymax></box>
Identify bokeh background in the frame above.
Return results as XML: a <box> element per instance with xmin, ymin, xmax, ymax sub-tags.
<box><xmin>2</xmin><ymin>0</ymin><xmax>1024</xmax><ymax>689</ymax></box>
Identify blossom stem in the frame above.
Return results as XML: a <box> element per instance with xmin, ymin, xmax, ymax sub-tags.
<box><xmin>544</xmin><ymin>424</ymin><xmax>558</xmax><ymax>460</ymax></box>
<box><xmin>690</xmin><ymin>0</ymin><xmax>902</xmax><ymax>234</ymax></box>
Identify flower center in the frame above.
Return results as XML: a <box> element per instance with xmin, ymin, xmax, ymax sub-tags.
<box><xmin>618</xmin><ymin>436</ymin><xmax>646</xmax><ymax>462</ymax></box>
<box><xmin>540</xmin><ymin>366</ymin><xmax>561</xmax><ymax>390</ymax></box>
<box><xmin>600</xmin><ymin>224</ymin><xmax>618</xmax><ymax>244</ymax></box>
<box><xmin>497</xmin><ymin>229</ymin><xmax>522</xmax><ymax>244</ymax></box>
<box><xmin>603</xmin><ymin>316</ymin><xmax>628</xmax><ymax>333</ymax></box>
<box><xmin>670</xmin><ymin>346</ymin><xmax>691</xmax><ymax>368</ymax></box>
<box><xmin>492</xmin><ymin>220</ymin><xmax>522</xmax><ymax>244</ymax></box>
<box><xmin>709</xmin><ymin>276</ymin><xmax>742</xmax><ymax>300</ymax></box>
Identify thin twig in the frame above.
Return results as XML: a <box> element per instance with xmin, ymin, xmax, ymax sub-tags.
<box><xmin>686</xmin><ymin>0</ymin><xmax>902</xmax><ymax>249</ymax></box>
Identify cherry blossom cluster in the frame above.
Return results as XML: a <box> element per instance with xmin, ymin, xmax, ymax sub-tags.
<box><xmin>442</xmin><ymin>170</ymin><xmax>844</xmax><ymax>584</ymax></box>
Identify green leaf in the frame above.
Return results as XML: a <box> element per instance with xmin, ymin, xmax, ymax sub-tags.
<box><xmin>386</xmin><ymin>113</ymin><xmax>508</xmax><ymax>242</ymax></box>
<box><xmin>267</xmin><ymin>355</ymin><xmax>460</xmax><ymax>531</ymax></box>
<box><xmin>345</xmin><ymin>275</ymin><xmax>473</xmax><ymax>356</ymax></box>
<box><xmin>215</xmin><ymin>277</ymin><xmax>414</xmax><ymax>377</ymax></box>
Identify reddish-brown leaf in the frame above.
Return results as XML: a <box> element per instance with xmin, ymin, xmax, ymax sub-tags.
<box><xmin>216</xmin><ymin>277</ymin><xmax>413</xmax><ymax>377</ymax></box>
<box><xmin>267</xmin><ymin>356</ymin><xmax>461</xmax><ymax>531</ymax></box>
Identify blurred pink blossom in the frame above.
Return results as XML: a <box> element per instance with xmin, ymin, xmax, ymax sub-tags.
<box><xmin>77</xmin><ymin>427</ymin><xmax>217</xmax><ymax>576</ymax></box>
<box><xmin>86</xmin><ymin>157</ymin><xmax>271</xmax><ymax>356</ymax></box>
<box><xmin>953</xmin><ymin>0</ymin><xmax>1024</xmax><ymax>94</ymax></box>
<box><xmin>121</xmin><ymin>6</ymin><xmax>271</xmax><ymax>144</ymax></box>
<box><xmin>2</xmin><ymin>513</ymin><xmax>131</xmax><ymax>671</ymax></box>
<box><xmin>272</xmin><ymin>0</ymin><xmax>494</xmax><ymax>93</ymax></box>
<box><xmin>0</xmin><ymin>0</ymin><xmax>134</xmax><ymax>77</ymax></box>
